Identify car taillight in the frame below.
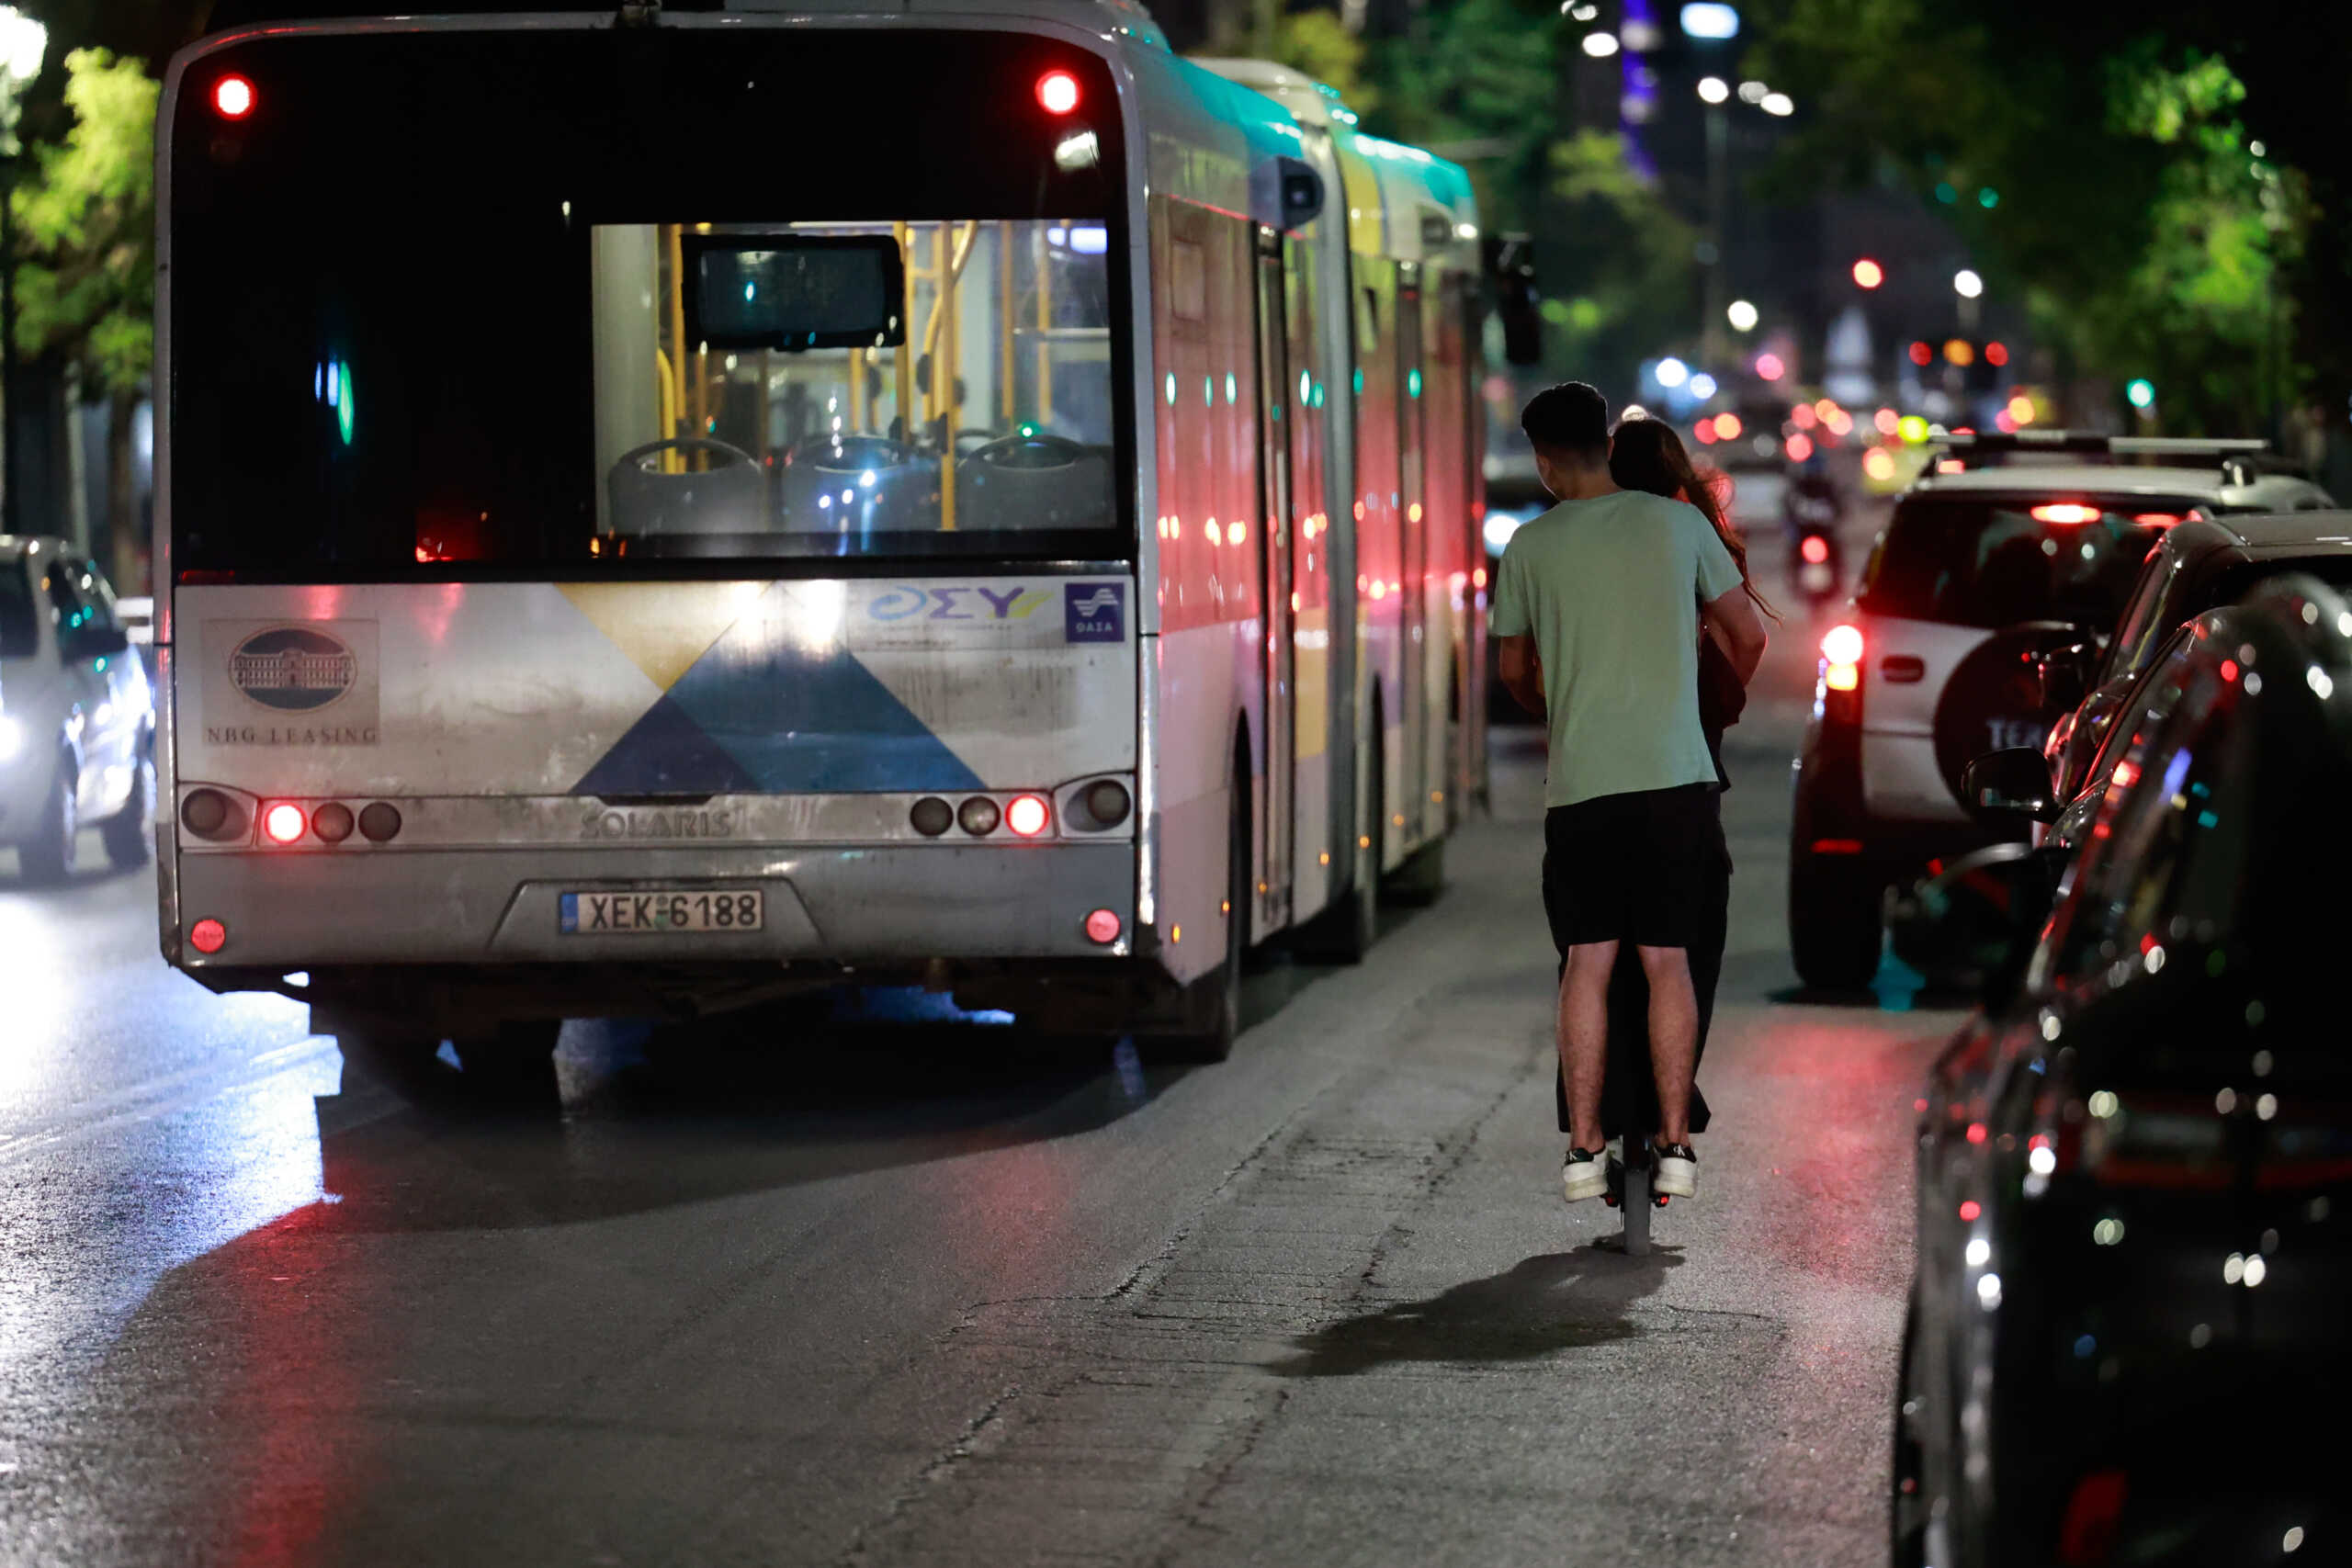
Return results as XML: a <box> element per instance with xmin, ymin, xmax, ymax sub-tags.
<box><xmin>1005</xmin><ymin>794</ymin><xmax>1050</xmax><ymax>838</ymax></box>
<box><xmin>2031</xmin><ymin>502</ymin><xmax>2103</xmax><ymax>525</ymax></box>
<box><xmin>1035</xmin><ymin>70</ymin><xmax>1080</xmax><ymax>115</ymax></box>
<box><xmin>262</xmin><ymin>802</ymin><xmax>307</xmax><ymax>844</ymax></box>
<box><xmin>1821</xmin><ymin>624</ymin><xmax>1863</xmax><ymax>694</ymax></box>
<box><xmin>2131</xmin><ymin>513</ymin><xmax>2183</xmax><ymax>526</ymax></box>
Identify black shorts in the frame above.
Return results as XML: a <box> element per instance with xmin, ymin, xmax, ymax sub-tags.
<box><xmin>1541</xmin><ymin>784</ymin><xmax>1718</xmax><ymax>953</ymax></box>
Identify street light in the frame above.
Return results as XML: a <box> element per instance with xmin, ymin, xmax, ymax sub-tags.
<box><xmin>1759</xmin><ymin>91</ymin><xmax>1794</xmax><ymax>117</ymax></box>
<box><xmin>1696</xmin><ymin>75</ymin><xmax>1729</xmax><ymax>105</ymax></box>
<box><xmin>1726</xmin><ymin>299</ymin><xmax>1758</xmax><ymax>332</ymax></box>
<box><xmin>0</xmin><ymin>5</ymin><xmax>48</xmax><ymax>541</ymax></box>
<box><xmin>1953</xmin><ymin>268</ymin><xmax>1984</xmax><ymax>299</ymax></box>
<box><xmin>1679</xmin><ymin>2</ymin><xmax>1739</xmax><ymax>39</ymax></box>
<box><xmin>1581</xmin><ymin>30</ymin><xmax>1620</xmax><ymax>56</ymax></box>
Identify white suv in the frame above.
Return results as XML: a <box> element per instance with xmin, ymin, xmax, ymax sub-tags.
<box><xmin>1787</xmin><ymin>434</ymin><xmax>2332</xmax><ymax>988</ymax></box>
<box><xmin>0</xmin><ymin>536</ymin><xmax>155</xmax><ymax>882</ymax></box>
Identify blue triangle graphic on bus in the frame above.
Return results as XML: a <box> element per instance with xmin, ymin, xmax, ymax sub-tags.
<box><xmin>660</xmin><ymin>623</ymin><xmax>985</xmax><ymax>795</ymax></box>
<box><xmin>573</xmin><ymin>693</ymin><xmax>763</xmax><ymax>797</ymax></box>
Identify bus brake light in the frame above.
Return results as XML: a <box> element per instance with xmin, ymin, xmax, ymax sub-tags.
<box><xmin>1035</xmin><ymin>71</ymin><xmax>1080</xmax><ymax>115</ymax></box>
<box><xmin>213</xmin><ymin>75</ymin><xmax>255</xmax><ymax>119</ymax></box>
<box><xmin>263</xmin><ymin>803</ymin><xmax>307</xmax><ymax>843</ymax></box>
<box><xmin>1005</xmin><ymin>794</ymin><xmax>1050</xmax><ymax>837</ymax></box>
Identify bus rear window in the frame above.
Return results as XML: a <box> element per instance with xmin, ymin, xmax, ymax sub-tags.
<box><xmin>1859</xmin><ymin>498</ymin><xmax>2193</xmax><ymax>629</ymax></box>
<box><xmin>169</xmin><ymin>29</ymin><xmax>1129</xmax><ymax>578</ymax></box>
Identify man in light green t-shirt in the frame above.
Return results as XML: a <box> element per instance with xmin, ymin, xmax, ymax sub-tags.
<box><xmin>1490</xmin><ymin>383</ymin><xmax>1766</xmax><ymax>1207</ymax></box>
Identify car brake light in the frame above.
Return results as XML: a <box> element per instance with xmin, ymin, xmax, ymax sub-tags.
<box><xmin>1035</xmin><ymin>70</ymin><xmax>1080</xmax><ymax>115</ymax></box>
<box><xmin>2132</xmin><ymin>513</ymin><xmax>2183</xmax><ymax>526</ymax></box>
<box><xmin>263</xmin><ymin>802</ymin><xmax>307</xmax><ymax>844</ymax></box>
<box><xmin>1800</xmin><ymin>535</ymin><xmax>1830</xmax><ymax>564</ymax></box>
<box><xmin>213</xmin><ymin>75</ymin><xmax>255</xmax><ymax>119</ymax></box>
<box><xmin>1821</xmin><ymin>623</ymin><xmax>1863</xmax><ymax>694</ymax></box>
<box><xmin>188</xmin><ymin>918</ymin><xmax>228</xmax><ymax>954</ymax></box>
<box><xmin>2057</xmin><ymin>1469</ymin><xmax>2129</xmax><ymax>1566</ymax></box>
<box><xmin>2032</xmin><ymin>502</ymin><xmax>2103</xmax><ymax>525</ymax></box>
<box><xmin>1005</xmin><ymin>794</ymin><xmax>1050</xmax><ymax>837</ymax></box>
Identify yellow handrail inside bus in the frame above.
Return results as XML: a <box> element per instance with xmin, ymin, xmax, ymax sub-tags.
<box><xmin>1035</xmin><ymin>224</ymin><xmax>1054</xmax><ymax>419</ymax></box>
<box><xmin>654</xmin><ymin>346</ymin><xmax>679</xmax><ymax>474</ymax></box>
<box><xmin>893</xmin><ymin>221</ymin><xmax>914</xmax><ymax>442</ymax></box>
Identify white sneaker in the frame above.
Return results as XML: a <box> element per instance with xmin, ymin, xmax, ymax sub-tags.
<box><xmin>1652</xmin><ymin>1141</ymin><xmax>1698</xmax><ymax>1199</ymax></box>
<box><xmin>1562</xmin><ymin>1147</ymin><xmax>1609</xmax><ymax>1202</ymax></box>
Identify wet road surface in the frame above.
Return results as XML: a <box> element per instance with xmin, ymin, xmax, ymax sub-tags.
<box><xmin>1</xmin><ymin>496</ymin><xmax>1957</xmax><ymax>1566</ymax></box>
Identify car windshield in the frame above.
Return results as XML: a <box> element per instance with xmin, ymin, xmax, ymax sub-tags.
<box><xmin>1859</xmin><ymin>497</ymin><xmax>2198</xmax><ymax>628</ymax></box>
<box><xmin>0</xmin><ymin>562</ymin><xmax>36</xmax><ymax>659</ymax></box>
<box><xmin>168</xmin><ymin>29</ymin><xmax>1129</xmax><ymax>577</ymax></box>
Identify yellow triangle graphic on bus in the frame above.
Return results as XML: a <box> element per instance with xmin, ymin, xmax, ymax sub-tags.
<box><xmin>557</xmin><ymin>581</ymin><xmax>768</xmax><ymax>693</ymax></box>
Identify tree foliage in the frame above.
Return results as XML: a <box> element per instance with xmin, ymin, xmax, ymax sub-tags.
<box><xmin>8</xmin><ymin>48</ymin><xmax>157</xmax><ymax>397</ymax></box>
<box><xmin>1749</xmin><ymin>0</ymin><xmax>2318</xmax><ymax>432</ymax></box>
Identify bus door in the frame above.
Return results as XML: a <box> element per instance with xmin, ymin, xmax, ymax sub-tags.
<box><xmin>1395</xmin><ymin>264</ymin><xmax>1428</xmax><ymax>844</ymax></box>
<box><xmin>1253</xmin><ymin>226</ymin><xmax>1295</xmax><ymax>931</ymax></box>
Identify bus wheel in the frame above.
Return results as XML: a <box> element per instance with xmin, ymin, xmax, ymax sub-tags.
<box><xmin>1385</xmin><ymin>838</ymin><xmax>1446</xmax><ymax>906</ymax></box>
<box><xmin>1291</xmin><ymin>705</ymin><xmax>1380</xmax><ymax>964</ymax></box>
<box><xmin>455</xmin><ymin>1021</ymin><xmax>564</xmax><ymax>1100</ymax></box>
<box><xmin>1143</xmin><ymin>770</ymin><xmax>1247</xmax><ymax>1063</ymax></box>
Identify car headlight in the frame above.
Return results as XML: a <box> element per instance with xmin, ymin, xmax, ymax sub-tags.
<box><xmin>0</xmin><ymin>715</ymin><xmax>22</xmax><ymax>762</ymax></box>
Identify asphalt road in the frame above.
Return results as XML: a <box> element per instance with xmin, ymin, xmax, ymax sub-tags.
<box><xmin>0</xmin><ymin>482</ymin><xmax>1958</xmax><ymax>1567</ymax></box>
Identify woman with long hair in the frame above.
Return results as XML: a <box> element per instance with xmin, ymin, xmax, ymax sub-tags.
<box><xmin>1551</xmin><ymin>414</ymin><xmax>1774</xmax><ymax>1161</ymax></box>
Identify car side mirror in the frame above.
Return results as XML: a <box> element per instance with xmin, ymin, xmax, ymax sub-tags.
<box><xmin>1962</xmin><ymin>746</ymin><xmax>2056</xmax><ymax>824</ymax></box>
<box><xmin>1888</xmin><ymin>842</ymin><xmax>2064</xmax><ymax>1005</ymax></box>
<box><xmin>64</xmin><ymin>624</ymin><xmax>131</xmax><ymax>661</ymax></box>
<box><xmin>1482</xmin><ymin>232</ymin><xmax>1542</xmax><ymax>367</ymax></box>
<box><xmin>2035</xmin><ymin>641</ymin><xmax>2102</xmax><ymax>716</ymax></box>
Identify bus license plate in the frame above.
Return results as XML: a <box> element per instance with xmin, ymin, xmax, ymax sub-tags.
<box><xmin>560</xmin><ymin>889</ymin><xmax>764</xmax><ymax>934</ymax></box>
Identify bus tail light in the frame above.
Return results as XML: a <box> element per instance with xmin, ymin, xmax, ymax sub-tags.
<box><xmin>1005</xmin><ymin>794</ymin><xmax>1050</xmax><ymax>837</ymax></box>
<box><xmin>958</xmin><ymin>796</ymin><xmax>1001</xmax><ymax>836</ymax></box>
<box><xmin>212</xmin><ymin>75</ymin><xmax>255</xmax><ymax>119</ymax></box>
<box><xmin>910</xmin><ymin>796</ymin><xmax>953</xmax><ymax>836</ymax></box>
<box><xmin>1079</xmin><ymin>778</ymin><xmax>1132</xmax><ymax>829</ymax></box>
<box><xmin>262</xmin><ymin>802</ymin><xmax>308</xmax><ymax>844</ymax></box>
<box><xmin>188</xmin><ymin>918</ymin><xmax>228</xmax><ymax>954</ymax></box>
<box><xmin>1035</xmin><ymin>70</ymin><xmax>1080</xmax><ymax>115</ymax></box>
<box><xmin>357</xmin><ymin>802</ymin><xmax>403</xmax><ymax>842</ymax></box>
<box><xmin>311</xmin><ymin>802</ymin><xmax>355</xmax><ymax>843</ymax></box>
<box><xmin>179</xmin><ymin>788</ymin><xmax>245</xmax><ymax>842</ymax></box>
<box><xmin>1084</xmin><ymin>908</ymin><xmax>1122</xmax><ymax>944</ymax></box>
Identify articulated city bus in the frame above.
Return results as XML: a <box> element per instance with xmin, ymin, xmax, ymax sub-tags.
<box><xmin>154</xmin><ymin>0</ymin><xmax>1532</xmax><ymax>1070</ymax></box>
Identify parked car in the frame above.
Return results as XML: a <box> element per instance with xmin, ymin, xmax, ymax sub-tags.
<box><xmin>1787</xmin><ymin>432</ymin><xmax>2332</xmax><ymax>989</ymax></box>
<box><xmin>1890</xmin><ymin>574</ymin><xmax>2352</xmax><ymax>1568</ymax></box>
<box><xmin>0</xmin><ymin>536</ymin><xmax>154</xmax><ymax>881</ymax></box>
<box><xmin>2042</xmin><ymin>510</ymin><xmax>2352</xmax><ymax>805</ymax></box>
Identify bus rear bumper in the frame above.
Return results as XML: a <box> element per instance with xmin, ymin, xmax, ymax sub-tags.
<box><xmin>170</xmin><ymin>841</ymin><xmax>1136</xmax><ymax>971</ymax></box>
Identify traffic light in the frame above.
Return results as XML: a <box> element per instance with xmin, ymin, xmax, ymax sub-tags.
<box><xmin>2127</xmin><ymin>378</ymin><xmax>2156</xmax><ymax>411</ymax></box>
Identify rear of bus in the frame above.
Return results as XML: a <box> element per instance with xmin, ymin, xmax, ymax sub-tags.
<box><xmin>158</xmin><ymin>20</ymin><xmax>1158</xmax><ymax>1041</ymax></box>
